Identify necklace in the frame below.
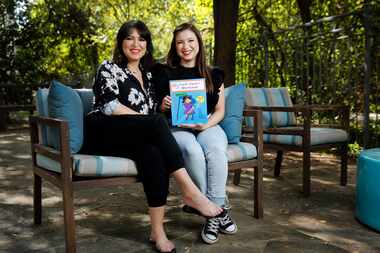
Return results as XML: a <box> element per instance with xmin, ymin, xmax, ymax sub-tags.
<box><xmin>127</xmin><ymin>65</ymin><xmax>140</xmax><ymax>74</ymax></box>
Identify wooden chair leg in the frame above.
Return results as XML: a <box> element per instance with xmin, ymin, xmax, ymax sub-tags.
<box><xmin>274</xmin><ymin>150</ymin><xmax>283</xmax><ymax>177</ymax></box>
<box><xmin>233</xmin><ymin>169</ymin><xmax>241</xmax><ymax>185</ymax></box>
<box><xmin>340</xmin><ymin>143</ymin><xmax>348</xmax><ymax>186</ymax></box>
<box><xmin>302</xmin><ymin>149</ymin><xmax>311</xmax><ymax>196</ymax></box>
<box><xmin>33</xmin><ymin>173</ymin><xmax>42</xmax><ymax>225</ymax></box>
<box><xmin>254</xmin><ymin>165</ymin><xmax>263</xmax><ymax>218</ymax></box>
<box><xmin>62</xmin><ymin>185</ymin><xmax>76</xmax><ymax>253</ymax></box>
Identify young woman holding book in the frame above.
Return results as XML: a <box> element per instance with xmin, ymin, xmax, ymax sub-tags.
<box><xmin>152</xmin><ymin>22</ymin><xmax>238</xmax><ymax>245</ymax></box>
<box><xmin>82</xmin><ymin>20</ymin><xmax>222</xmax><ymax>253</ymax></box>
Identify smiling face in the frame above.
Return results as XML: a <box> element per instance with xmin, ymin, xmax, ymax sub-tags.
<box><xmin>184</xmin><ymin>96</ymin><xmax>192</xmax><ymax>104</ymax></box>
<box><xmin>175</xmin><ymin>29</ymin><xmax>199</xmax><ymax>67</ymax></box>
<box><xmin>122</xmin><ymin>28</ymin><xmax>147</xmax><ymax>63</ymax></box>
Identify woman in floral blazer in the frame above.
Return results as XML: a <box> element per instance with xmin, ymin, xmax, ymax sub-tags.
<box><xmin>82</xmin><ymin>20</ymin><xmax>222</xmax><ymax>253</ymax></box>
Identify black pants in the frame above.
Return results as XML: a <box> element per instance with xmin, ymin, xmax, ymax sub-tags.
<box><xmin>82</xmin><ymin>112</ymin><xmax>185</xmax><ymax>207</ymax></box>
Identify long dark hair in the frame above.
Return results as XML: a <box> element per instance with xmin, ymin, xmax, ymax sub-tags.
<box><xmin>167</xmin><ymin>22</ymin><xmax>213</xmax><ymax>92</ymax></box>
<box><xmin>112</xmin><ymin>20</ymin><xmax>154</xmax><ymax>70</ymax></box>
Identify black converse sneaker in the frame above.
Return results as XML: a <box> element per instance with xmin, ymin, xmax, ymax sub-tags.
<box><xmin>218</xmin><ymin>209</ymin><xmax>238</xmax><ymax>234</ymax></box>
<box><xmin>201</xmin><ymin>216</ymin><xmax>220</xmax><ymax>244</ymax></box>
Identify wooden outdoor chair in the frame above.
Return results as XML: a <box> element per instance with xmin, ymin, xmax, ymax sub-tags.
<box><xmin>244</xmin><ymin>87</ymin><xmax>349</xmax><ymax>196</ymax></box>
<box><xmin>29</xmin><ymin>82</ymin><xmax>264</xmax><ymax>253</ymax></box>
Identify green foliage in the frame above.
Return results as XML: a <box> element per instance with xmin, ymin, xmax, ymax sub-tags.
<box><xmin>1</xmin><ymin>0</ymin><xmax>215</xmax><ymax>87</ymax></box>
<box><xmin>2</xmin><ymin>0</ymin><xmax>379</xmax><ymax>146</ymax></box>
<box><xmin>348</xmin><ymin>141</ymin><xmax>362</xmax><ymax>158</ymax></box>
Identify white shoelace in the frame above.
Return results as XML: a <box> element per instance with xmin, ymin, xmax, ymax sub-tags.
<box><xmin>205</xmin><ymin>217</ymin><xmax>219</xmax><ymax>235</ymax></box>
<box><xmin>220</xmin><ymin>213</ymin><xmax>233</xmax><ymax>226</ymax></box>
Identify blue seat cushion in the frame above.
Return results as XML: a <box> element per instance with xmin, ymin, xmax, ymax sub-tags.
<box><xmin>36</xmin><ymin>154</ymin><xmax>138</xmax><ymax>177</ymax></box>
<box><xmin>220</xmin><ymin>83</ymin><xmax>246</xmax><ymax>144</ymax></box>
<box><xmin>47</xmin><ymin>80</ymin><xmax>84</xmax><ymax>153</ymax></box>
<box><xmin>245</xmin><ymin>88</ymin><xmax>296</xmax><ymax>128</ymax></box>
<box><xmin>227</xmin><ymin>142</ymin><xmax>257</xmax><ymax>162</ymax></box>
<box><xmin>264</xmin><ymin>127</ymin><xmax>348</xmax><ymax>146</ymax></box>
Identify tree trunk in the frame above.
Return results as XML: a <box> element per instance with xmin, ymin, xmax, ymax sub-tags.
<box><xmin>296</xmin><ymin>0</ymin><xmax>313</xmax><ymax>104</ymax></box>
<box><xmin>213</xmin><ymin>0</ymin><xmax>240</xmax><ymax>87</ymax></box>
<box><xmin>297</xmin><ymin>0</ymin><xmax>311</xmax><ymax>23</ymax></box>
<box><xmin>362</xmin><ymin>1</ymin><xmax>375</xmax><ymax>148</ymax></box>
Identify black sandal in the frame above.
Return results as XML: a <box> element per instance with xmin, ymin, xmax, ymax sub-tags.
<box><xmin>149</xmin><ymin>238</ymin><xmax>176</xmax><ymax>253</ymax></box>
<box><xmin>182</xmin><ymin>204</ymin><xmax>203</xmax><ymax>216</ymax></box>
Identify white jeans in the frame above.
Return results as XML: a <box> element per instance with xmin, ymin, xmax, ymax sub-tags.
<box><xmin>172</xmin><ymin>125</ymin><xmax>228</xmax><ymax>207</ymax></box>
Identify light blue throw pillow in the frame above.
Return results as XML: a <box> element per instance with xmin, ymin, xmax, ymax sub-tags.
<box><xmin>220</xmin><ymin>83</ymin><xmax>246</xmax><ymax>144</ymax></box>
<box><xmin>76</xmin><ymin>89</ymin><xmax>94</xmax><ymax>115</ymax></box>
<box><xmin>35</xmin><ymin>88</ymin><xmax>49</xmax><ymax>145</ymax></box>
<box><xmin>47</xmin><ymin>80</ymin><xmax>84</xmax><ymax>153</ymax></box>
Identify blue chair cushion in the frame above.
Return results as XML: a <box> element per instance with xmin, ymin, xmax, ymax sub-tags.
<box><xmin>220</xmin><ymin>83</ymin><xmax>246</xmax><ymax>143</ymax></box>
<box><xmin>227</xmin><ymin>142</ymin><xmax>257</xmax><ymax>162</ymax></box>
<box><xmin>35</xmin><ymin>88</ymin><xmax>49</xmax><ymax>145</ymax></box>
<box><xmin>47</xmin><ymin>80</ymin><xmax>84</xmax><ymax>153</ymax></box>
<box><xmin>264</xmin><ymin>127</ymin><xmax>348</xmax><ymax>146</ymax></box>
<box><xmin>36</xmin><ymin>154</ymin><xmax>138</xmax><ymax>177</ymax></box>
<box><xmin>245</xmin><ymin>87</ymin><xmax>296</xmax><ymax>128</ymax></box>
<box><xmin>76</xmin><ymin>89</ymin><xmax>94</xmax><ymax>115</ymax></box>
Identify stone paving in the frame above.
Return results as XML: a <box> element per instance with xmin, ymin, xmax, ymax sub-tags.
<box><xmin>1</xmin><ymin>129</ymin><xmax>380</xmax><ymax>253</ymax></box>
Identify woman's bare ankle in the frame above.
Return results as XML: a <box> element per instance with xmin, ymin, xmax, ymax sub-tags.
<box><xmin>183</xmin><ymin>195</ymin><xmax>222</xmax><ymax>217</ymax></box>
<box><xmin>150</xmin><ymin>229</ymin><xmax>168</xmax><ymax>243</ymax></box>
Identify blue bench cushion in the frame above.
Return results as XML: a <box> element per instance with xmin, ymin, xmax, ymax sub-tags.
<box><xmin>36</xmin><ymin>143</ymin><xmax>257</xmax><ymax>175</ymax></box>
<box><xmin>264</xmin><ymin>127</ymin><xmax>348</xmax><ymax>146</ymax></box>
<box><xmin>220</xmin><ymin>83</ymin><xmax>246</xmax><ymax>144</ymax></box>
<box><xmin>245</xmin><ymin>87</ymin><xmax>296</xmax><ymax>128</ymax></box>
<box><xmin>227</xmin><ymin>142</ymin><xmax>257</xmax><ymax>162</ymax></box>
<box><xmin>36</xmin><ymin>154</ymin><xmax>138</xmax><ymax>177</ymax></box>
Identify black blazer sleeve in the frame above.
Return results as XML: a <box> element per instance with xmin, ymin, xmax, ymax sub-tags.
<box><xmin>150</xmin><ymin>63</ymin><xmax>170</xmax><ymax>113</ymax></box>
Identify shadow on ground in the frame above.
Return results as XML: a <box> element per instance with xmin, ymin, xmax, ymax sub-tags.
<box><xmin>1</xmin><ymin>129</ymin><xmax>380</xmax><ymax>253</ymax></box>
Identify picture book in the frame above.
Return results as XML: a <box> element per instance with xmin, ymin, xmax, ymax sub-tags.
<box><xmin>169</xmin><ymin>78</ymin><xmax>208</xmax><ymax>126</ymax></box>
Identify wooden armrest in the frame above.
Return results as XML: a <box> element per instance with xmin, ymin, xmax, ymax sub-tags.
<box><xmin>247</xmin><ymin>104</ymin><xmax>348</xmax><ymax>113</ymax></box>
<box><xmin>303</xmin><ymin>105</ymin><xmax>349</xmax><ymax>130</ymax></box>
<box><xmin>29</xmin><ymin>115</ymin><xmax>73</xmax><ymax>180</ymax></box>
<box><xmin>305</xmin><ymin>104</ymin><xmax>348</xmax><ymax>112</ymax></box>
<box><xmin>246</xmin><ymin>105</ymin><xmax>308</xmax><ymax>113</ymax></box>
<box><xmin>246</xmin><ymin>104</ymin><xmax>349</xmax><ymax>131</ymax></box>
<box><xmin>264</xmin><ymin>127</ymin><xmax>304</xmax><ymax>135</ymax></box>
<box><xmin>0</xmin><ymin>104</ymin><xmax>35</xmax><ymax>112</ymax></box>
<box><xmin>29</xmin><ymin>115</ymin><xmax>67</xmax><ymax>127</ymax></box>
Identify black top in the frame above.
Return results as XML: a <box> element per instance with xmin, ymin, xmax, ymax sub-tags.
<box><xmin>92</xmin><ymin>60</ymin><xmax>157</xmax><ymax>115</ymax></box>
<box><xmin>151</xmin><ymin>63</ymin><xmax>224</xmax><ymax>119</ymax></box>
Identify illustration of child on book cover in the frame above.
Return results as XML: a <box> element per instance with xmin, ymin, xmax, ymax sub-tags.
<box><xmin>169</xmin><ymin>78</ymin><xmax>208</xmax><ymax>126</ymax></box>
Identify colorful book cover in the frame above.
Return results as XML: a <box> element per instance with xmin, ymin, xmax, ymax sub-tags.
<box><xmin>169</xmin><ymin>78</ymin><xmax>208</xmax><ymax>126</ymax></box>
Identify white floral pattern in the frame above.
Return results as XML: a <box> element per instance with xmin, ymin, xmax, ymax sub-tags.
<box><xmin>128</xmin><ymin>88</ymin><xmax>144</xmax><ymax>105</ymax></box>
<box><xmin>93</xmin><ymin>60</ymin><xmax>156</xmax><ymax>115</ymax></box>
<box><xmin>140</xmin><ymin>104</ymin><xmax>149</xmax><ymax>114</ymax></box>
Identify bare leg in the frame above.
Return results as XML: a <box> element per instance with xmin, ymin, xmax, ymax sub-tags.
<box><xmin>149</xmin><ymin>206</ymin><xmax>175</xmax><ymax>252</ymax></box>
<box><xmin>172</xmin><ymin>168</ymin><xmax>222</xmax><ymax>217</ymax></box>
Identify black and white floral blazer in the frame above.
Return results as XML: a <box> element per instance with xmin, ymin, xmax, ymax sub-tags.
<box><xmin>92</xmin><ymin>60</ymin><xmax>156</xmax><ymax>115</ymax></box>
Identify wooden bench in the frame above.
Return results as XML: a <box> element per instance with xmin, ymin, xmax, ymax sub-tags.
<box><xmin>30</xmin><ymin>84</ymin><xmax>263</xmax><ymax>253</ymax></box>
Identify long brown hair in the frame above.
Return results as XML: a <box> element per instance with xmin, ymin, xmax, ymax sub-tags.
<box><xmin>167</xmin><ymin>22</ymin><xmax>213</xmax><ymax>92</ymax></box>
